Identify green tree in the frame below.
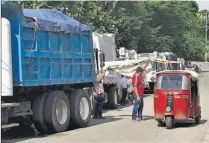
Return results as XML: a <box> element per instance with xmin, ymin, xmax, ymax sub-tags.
<box><xmin>14</xmin><ymin>0</ymin><xmax>207</xmax><ymax>61</ymax></box>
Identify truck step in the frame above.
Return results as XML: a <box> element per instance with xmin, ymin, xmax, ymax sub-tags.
<box><xmin>1</xmin><ymin>103</ymin><xmax>20</xmax><ymax>108</ymax></box>
<box><xmin>1</xmin><ymin>123</ymin><xmax>19</xmax><ymax>129</ymax></box>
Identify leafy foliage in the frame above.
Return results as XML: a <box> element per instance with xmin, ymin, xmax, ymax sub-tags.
<box><xmin>14</xmin><ymin>0</ymin><xmax>209</xmax><ymax>61</ymax></box>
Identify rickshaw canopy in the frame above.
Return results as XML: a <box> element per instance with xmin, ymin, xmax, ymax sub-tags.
<box><xmin>156</xmin><ymin>70</ymin><xmax>199</xmax><ymax>81</ymax></box>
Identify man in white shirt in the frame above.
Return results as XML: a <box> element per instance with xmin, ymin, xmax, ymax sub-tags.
<box><xmin>120</xmin><ymin>75</ymin><xmax>128</xmax><ymax>106</ymax></box>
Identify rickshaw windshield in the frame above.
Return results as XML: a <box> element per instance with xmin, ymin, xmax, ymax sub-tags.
<box><xmin>155</xmin><ymin>74</ymin><xmax>189</xmax><ymax>90</ymax></box>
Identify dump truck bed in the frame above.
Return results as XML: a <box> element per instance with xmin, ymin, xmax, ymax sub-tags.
<box><xmin>2</xmin><ymin>2</ymin><xmax>95</xmax><ymax>87</ymax></box>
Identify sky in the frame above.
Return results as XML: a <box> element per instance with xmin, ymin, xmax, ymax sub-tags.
<box><xmin>196</xmin><ymin>0</ymin><xmax>209</xmax><ymax>11</ymax></box>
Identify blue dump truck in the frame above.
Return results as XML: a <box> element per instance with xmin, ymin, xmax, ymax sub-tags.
<box><xmin>1</xmin><ymin>2</ymin><xmax>99</xmax><ymax>133</ymax></box>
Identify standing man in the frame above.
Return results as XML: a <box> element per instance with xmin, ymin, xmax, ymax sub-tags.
<box><xmin>120</xmin><ymin>75</ymin><xmax>128</xmax><ymax>106</ymax></box>
<box><xmin>92</xmin><ymin>71</ymin><xmax>107</xmax><ymax>119</ymax></box>
<box><xmin>132</xmin><ymin>66</ymin><xmax>145</xmax><ymax>121</ymax></box>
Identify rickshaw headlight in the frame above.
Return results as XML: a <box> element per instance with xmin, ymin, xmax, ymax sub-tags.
<box><xmin>166</xmin><ymin>107</ymin><xmax>171</xmax><ymax>112</ymax></box>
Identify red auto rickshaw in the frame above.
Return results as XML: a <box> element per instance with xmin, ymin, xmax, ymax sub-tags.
<box><xmin>154</xmin><ymin>70</ymin><xmax>201</xmax><ymax>129</ymax></box>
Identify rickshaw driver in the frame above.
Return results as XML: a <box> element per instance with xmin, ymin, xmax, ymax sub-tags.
<box><xmin>132</xmin><ymin>67</ymin><xmax>145</xmax><ymax>121</ymax></box>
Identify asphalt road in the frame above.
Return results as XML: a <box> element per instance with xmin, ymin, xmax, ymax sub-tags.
<box><xmin>2</xmin><ymin>63</ymin><xmax>209</xmax><ymax>143</ymax></box>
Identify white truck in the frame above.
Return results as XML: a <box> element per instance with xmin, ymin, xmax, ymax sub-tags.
<box><xmin>118</xmin><ymin>47</ymin><xmax>138</xmax><ymax>60</ymax></box>
<box><xmin>92</xmin><ymin>33</ymin><xmax>122</xmax><ymax>109</ymax></box>
<box><xmin>137</xmin><ymin>52</ymin><xmax>184</xmax><ymax>91</ymax></box>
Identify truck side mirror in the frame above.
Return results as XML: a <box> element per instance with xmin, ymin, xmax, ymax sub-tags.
<box><xmin>99</xmin><ymin>53</ymin><xmax>105</xmax><ymax>68</ymax></box>
<box><xmin>116</xmin><ymin>49</ymin><xmax>120</xmax><ymax>58</ymax></box>
<box><xmin>100</xmin><ymin>62</ymin><xmax>105</xmax><ymax>68</ymax></box>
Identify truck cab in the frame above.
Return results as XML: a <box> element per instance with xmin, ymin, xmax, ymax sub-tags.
<box><xmin>92</xmin><ymin>33</ymin><xmax>121</xmax><ymax>109</ymax></box>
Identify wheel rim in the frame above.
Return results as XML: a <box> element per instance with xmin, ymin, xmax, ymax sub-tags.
<box><xmin>80</xmin><ymin>97</ymin><xmax>90</xmax><ymax>120</ymax></box>
<box><xmin>55</xmin><ymin>99</ymin><xmax>68</xmax><ymax>125</ymax></box>
<box><xmin>114</xmin><ymin>91</ymin><xmax>117</xmax><ymax>105</ymax></box>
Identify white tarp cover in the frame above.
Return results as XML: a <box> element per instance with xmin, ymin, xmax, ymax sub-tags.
<box><xmin>103</xmin><ymin>58</ymin><xmax>177</xmax><ymax>77</ymax></box>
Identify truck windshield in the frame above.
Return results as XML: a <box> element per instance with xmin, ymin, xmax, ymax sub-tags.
<box><xmin>151</xmin><ymin>62</ymin><xmax>166</xmax><ymax>71</ymax></box>
<box><xmin>155</xmin><ymin>74</ymin><xmax>189</xmax><ymax>90</ymax></box>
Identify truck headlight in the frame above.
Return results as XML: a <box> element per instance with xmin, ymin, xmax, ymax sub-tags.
<box><xmin>166</xmin><ymin>107</ymin><xmax>171</xmax><ymax>112</ymax></box>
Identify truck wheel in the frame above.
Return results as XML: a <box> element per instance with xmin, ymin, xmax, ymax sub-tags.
<box><xmin>70</xmin><ymin>89</ymin><xmax>91</xmax><ymax>128</ymax></box>
<box><xmin>108</xmin><ymin>86</ymin><xmax>118</xmax><ymax>109</ymax></box>
<box><xmin>165</xmin><ymin>116</ymin><xmax>173</xmax><ymax>129</ymax></box>
<box><xmin>117</xmin><ymin>87</ymin><xmax>122</xmax><ymax>103</ymax></box>
<box><xmin>32</xmin><ymin>93</ymin><xmax>48</xmax><ymax>133</ymax></box>
<box><xmin>44</xmin><ymin>91</ymin><xmax>70</xmax><ymax>133</ymax></box>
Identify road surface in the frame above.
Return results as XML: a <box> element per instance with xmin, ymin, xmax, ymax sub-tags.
<box><xmin>2</xmin><ymin>63</ymin><xmax>209</xmax><ymax>143</ymax></box>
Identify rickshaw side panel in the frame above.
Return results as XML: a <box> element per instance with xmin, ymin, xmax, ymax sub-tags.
<box><xmin>189</xmin><ymin>96</ymin><xmax>201</xmax><ymax>118</ymax></box>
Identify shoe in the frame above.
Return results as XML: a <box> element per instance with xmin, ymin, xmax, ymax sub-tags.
<box><xmin>98</xmin><ymin>116</ymin><xmax>106</xmax><ymax>119</ymax></box>
<box><xmin>132</xmin><ymin>118</ymin><xmax>137</xmax><ymax>121</ymax></box>
<box><xmin>138</xmin><ymin>117</ymin><xmax>144</xmax><ymax>121</ymax></box>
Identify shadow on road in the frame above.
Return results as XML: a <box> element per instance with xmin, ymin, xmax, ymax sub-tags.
<box><xmin>175</xmin><ymin>119</ymin><xmax>208</xmax><ymax>128</ymax></box>
<box><xmin>200</xmin><ymin>71</ymin><xmax>209</xmax><ymax>73</ymax></box>
<box><xmin>103</xmin><ymin>94</ymin><xmax>152</xmax><ymax>112</ymax></box>
<box><xmin>2</xmin><ymin>94</ymin><xmax>153</xmax><ymax>143</ymax></box>
<box><xmin>157</xmin><ymin>119</ymin><xmax>208</xmax><ymax>129</ymax></box>
<box><xmin>89</xmin><ymin>116</ymin><xmax>123</xmax><ymax>126</ymax></box>
<box><xmin>1</xmin><ymin>125</ymin><xmax>38</xmax><ymax>143</ymax></box>
<box><xmin>1</xmin><ymin>116</ymin><xmax>123</xmax><ymax>143</ymax></box>
<box><xmin>119</xmin><ymin>115</ymin><xmax>154</xmax><ymax>121</ymax></box>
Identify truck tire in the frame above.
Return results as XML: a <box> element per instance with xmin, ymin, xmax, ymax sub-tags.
<box><xmin>108</xmin><ymin>86</ymin><xmax>118</xmax><ymax>109</ymax></box>
<box><xmin>117</xmin><ymin>87</ymin><xmax>122</xmax><ymax>103</ymax></box>
<box><xmin>32</xmin><ymin>93</ymin><xmax>48</xmax><ymax>133</ymax></box>
<box><xmin>70</xmin><ymin>89</ymin><xmax>91</xmax><ymax>128</ymax></box>
<box><xmin>44</xmin><ymin>91</ymin><xmax>70</xmax><ymax>133</ymax></box>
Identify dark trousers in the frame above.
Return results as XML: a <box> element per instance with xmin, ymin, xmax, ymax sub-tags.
<box><xmin>132</xmin><ymin>95</ymin><xmax>143</xmax><ymax>119</ymax></box>
<box><xmin>94</xmin><ymin>101</ymin><xmax>103</xmax><ymax>117</ymax></box>
<box><xmin>121</xmin><ymin>88</ymin><xmax>127</xmax><ymax>105</ymax></box>
<box><xmin>138</xmin><ymin>97</ymin><xmax>144</xmax><ymax>117</ymax></box>
<box><xmin>128</xmin><ymin>92</ymin><xmax>134</xmax><ymax>103</ymax></box>
<box><xmin>93</xmin><ymin>94</ymin><xmax>105</xmax><ymax>118</ymax></box>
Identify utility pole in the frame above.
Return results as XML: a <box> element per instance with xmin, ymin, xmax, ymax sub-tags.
<box><xmin>205</xmin><ymin>11</ymin><xmax>208</xmax><ymax>62</ymax></box>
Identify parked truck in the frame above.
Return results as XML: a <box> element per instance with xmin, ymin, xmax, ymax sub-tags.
<box><xmin>118</xmin><ymin>47</ymin><xmax>137</xmax><ymax>60</ymax></box>
<box><xmin>137</xmin><ymin>52</ymin><xmax>184</xmax><ymax>91</ymax></box>
<box><xmin>1</xmin><ymin>2</ymin><xmax>97</xmax><ymax>133</ymax></box>
<box><xmin>92</xmin><ymin>33</ymin><xmax>122</xmax><ymax>109</ymax></box>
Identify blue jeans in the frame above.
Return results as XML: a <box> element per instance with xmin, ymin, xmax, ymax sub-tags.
<box><xmin>132</xmin><ymin>96</ymin><xmax>143</xmax><ymax>119</ymax></box>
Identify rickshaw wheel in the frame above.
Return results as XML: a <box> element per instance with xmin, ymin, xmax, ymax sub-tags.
<box><xmin>165</xmin><ymin>116</ymin><xmax>173</xmax><ymax>129</ymax></box>
<box><xmin>195</xmin><ymin>113</ymin><xmax>201</xmax><ymax>124</ymax></box>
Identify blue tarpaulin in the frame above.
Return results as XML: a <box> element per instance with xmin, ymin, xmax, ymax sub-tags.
<box><xmin>23</xmin><ymin>9</ymin><xmax>91</xmax><ymax>33</ymax></box>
